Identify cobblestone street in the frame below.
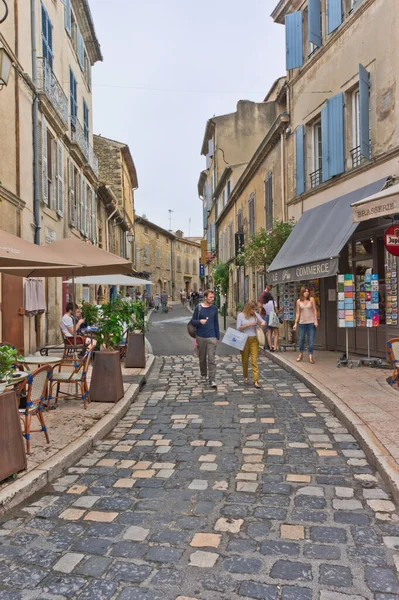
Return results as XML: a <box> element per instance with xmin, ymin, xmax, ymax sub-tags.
<box><xmin>1</xmin><ymin>355</ymin><xmax>399</xmax><ymax>599</ymax></box>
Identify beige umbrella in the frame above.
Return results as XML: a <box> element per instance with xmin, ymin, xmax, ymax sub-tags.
<box><xmin>0</xmin><ymin>230</ymin><xmax>80</xmax><ymax>269</ymax></box>
<box><xmin>1</xmin><ymin>237</ymin><xmax>134</xmax><ymax>350</ymax></box>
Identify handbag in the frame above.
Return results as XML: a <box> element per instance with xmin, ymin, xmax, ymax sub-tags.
<box><xmin>268</xmin><ymin>310</ymin><xmax>280</xmax><ymax>328</ymax></box>
<box><xmin>256</xmin><ymin>326</ymin><xmax>265</xmax><ymax>346</ymax></box>
<box><xmin>187</xmin><ymin>307</ymin><xmax>200</xmax><ymax>338</ymax></box>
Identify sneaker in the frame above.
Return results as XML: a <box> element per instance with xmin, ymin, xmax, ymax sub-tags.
<box><xmin>209</xmin><ymin>381</ymin><xmax>217</xmax><ymax>389</ymax></box>
<box><xmin>201</xmin><ymin>375</ymin><xmax>207</xmax><ymax>381</ymax></box>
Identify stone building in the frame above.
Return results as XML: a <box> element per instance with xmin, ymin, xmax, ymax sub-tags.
<box><xmin>268</xmin><ymin>0</ymin><xmax>399</xmax><ymax>356</ymax></box>
<box><xmin>134</xmin><ymin>218</ymin><xmax>201</xmax><ymax>300</ymax></box>
<box><xmin>198</xmin><ymin>100</ymin><xmax>279</xmax><ymax>290</ymax></box>
<box><xmin>0</xmin><ymin>0</ymin><xmax>102</xmax><ymax>352</ymax></box>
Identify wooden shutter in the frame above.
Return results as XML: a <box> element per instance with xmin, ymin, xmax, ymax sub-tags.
<box><xmin>79</xmin><ymin>174</ymin><xmax>84</xmax><ymax>234</ymax></box>
<box><xmin>321</xmin><ymin>104</ymin><xmax>329</xmax><ymax>182</ymax></box>
<box><xmin>285</xmin><ymin>12</ymin><xmax>303</xmax><ymax>70</ymax></box>
<box><xmin>84</xmin><ymin>184</ymin><xmax>88</xmax><ymax>236</ymax></box>
<box><xmin>295</xmin><ymin>126</ymin><xmax>305</xmax><ymax>196</ymax></box>
<box><xmin>327</xmin><ymin>93</ymin><xmax>345</xmax><ymax>178</ymax></box>
<box><xmin>42</xmin><ymin>116</ymin><xmax>48</xmax><ymax>205</ymax></box>
<box><xmin>70</xmin><ymin>162</ymin><xmax>76</xmax><ymax>226</ymax></box>
<box><xmin>64</xmin><ymin>0</ymin><xmax>72</xmax><ymax>36</ymax></box>
<box><xmin>359</xmin><ymin>64</ymin><xmax>370</xmax><ymax>159</ymax></box>
<box><xmin>308</xmin><ymin>0</ymin><xmax>322</xmax><ymax>47</ymax></box>
<box><xmin>327</xmin><ymin>0</ymin><xmax>343</xmax><ymax>34</ymax></box>
<box><xmin>77</xmin><ymin>26</ymin><xmax>85</xmax><ymax>70</ymax></box>
<box><xmin>56</xmin><ymin>140</ymin><xmax>63</xmax><ymax>216</ymax></box>
<box><xmin>91</xmin><ymin>189</ymin><xmax>97</xmax><ymax>243</ymax></box>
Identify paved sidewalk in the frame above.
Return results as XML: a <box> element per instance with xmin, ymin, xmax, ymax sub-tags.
<box><xmin>1</xmin><ymin>356</ymin><xmax>399</xmax><ymax>598</ymax></box>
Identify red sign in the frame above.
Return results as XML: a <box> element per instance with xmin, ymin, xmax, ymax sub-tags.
<box><xmin>384</xmin><ymin>225</ymin><xmax>399</xmax><ymax>256</ymax></box>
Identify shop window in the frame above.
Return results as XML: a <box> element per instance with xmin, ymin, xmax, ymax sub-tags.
<box><xmin>355</xmin><ymin>239</ymin><xmax>373</xmax><ymax>257</ymax></box>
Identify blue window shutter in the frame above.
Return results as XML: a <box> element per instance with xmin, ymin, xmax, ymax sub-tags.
<box><xmin>77</xmin><ymin>26</ymin><xmax>85</xmax><ymax>70</ymax></box>
<box><xmin>308</xmin><ymin>0</ymin><xmax>322</xmax><ymax>47</ymax></box>
<box><xmin>64</xmin><ymin>0</ymin><xmax>72</xmax><ymax>36</ymax></box>
<box><xmin>70</xmin><ymin>68</ymin><xmax>77</xmax><ymax>124</ymax></box>
<box><xmin>295</xmin><ymin>125</ymin><xmax>305</xmax><ymax>195</ymax></box>
<box><xmin>321</xmin><ymin>104</ymin><xmax>329</xmax><ymax>182</ymax></box>
<box><xmin>327</xmin><ymin>0</ymin><xmax>342</xmax><ymax>34</ymax></box>
<box><xmin>285</xmin><ymin>12</ymin><xmax>303</xmax><ymax>70</ymax></box>
<box><xmin>83</xmin><ymin>101</ymin><xmax>89</xmax><ymax>141</ymax></box>
<box><xmin>327</xmin><ymin>93</ymin><xmax>345</xmax><ymax>177</ymax></box>
<box><xmin>359</xmin><ymin>64</ymin><xmax>370</xmax><ymax>159</ymax></box>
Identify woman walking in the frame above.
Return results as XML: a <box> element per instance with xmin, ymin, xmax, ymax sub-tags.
<box><xmin>293</xmin><ymin>287</ymin><xmax>318</xmax><ymax>363</ymax></box>
<box><xmin>237</xmin><ymin>301</ymin><xmax>265</xmax><ymax>388</ymax></box>
<box><xmin>263</xmin><ymin>291</ymin><xmax>279</xmax><ymax>352</ymax></box>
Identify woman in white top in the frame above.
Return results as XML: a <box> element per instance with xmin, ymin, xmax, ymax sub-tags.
<box><xmin>263</xmin><ymin>291</ymin><xmax>279</xmax><ymax>352</ymax></box>
<box><xmin>237</xmin><ymin>300</ymin><xmax>265</xmax><ymax>388</ymax></box>
<box><xmin>293</xmin><ymin>287</ymin><xmax>318</xmax><ymax>363</ymax></box>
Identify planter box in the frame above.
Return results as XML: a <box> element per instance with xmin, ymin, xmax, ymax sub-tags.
<box><xmin>90</xmin><ymin>350</ymin><xmax>124</xmax><ymax>403</ymax></box>
<box><xmin>0</xmin><ymin>390</ymin><xmax>27</xmax><ymax>482</ymax></box>
<box><xmin>125</xmin><ymin>332</ymin><xmax>146</xmax><ymax>368</ymax></box>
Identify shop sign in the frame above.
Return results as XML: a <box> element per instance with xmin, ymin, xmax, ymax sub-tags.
<box><xmin>384</xmin><ymin>225</ymin><xmax>399</xmax><ymax>256</ymax></box>
<box><xmin>199</xmin><ymin>263</ymin><xmax>205</xmax><ymax>278</ymax></box>
<box><xmin>268</xmin><ymin>257</ymin><xmax>339</xmax><ymax>284</ymax></box>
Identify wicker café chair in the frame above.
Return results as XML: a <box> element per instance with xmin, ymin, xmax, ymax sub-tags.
<box><xmin>48</xmin><ymin>350</ymin><xmax>93</xmax><ymax>409</ymax></box>
<box><xmin>16</xmin><ymin>365</ymin><xmax>51</xmax><ymax>455</ymax></box>
<box><xmin>387</xmin><ymin>338</ymin><xmax>399</xmax><ymax>385</ymax></box>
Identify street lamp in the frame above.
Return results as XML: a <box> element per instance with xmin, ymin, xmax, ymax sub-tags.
<box><xmin>0</xmin><ymin>45</ymin><xmax>12</xmax><ymax>87</ymax></box>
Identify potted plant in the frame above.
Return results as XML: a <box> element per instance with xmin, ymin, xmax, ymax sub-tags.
<box><xmin>80</xmin><ymin>301</ymin><xmax>100</xmax><ymax>327</ymax></box>
<box><xmin>125</xmin><ymin>300</ymin><xmax>147</xmax><ymax>369</ymax></box>
<box><xmin>89</xmin><ymin>300</ymin><xmax>126</xmax><ymax>403</ymax></box>
<box><xmin>0</xmin><ymin>345</ymin><xmax>22</xmax><ymax>393</ymax></box>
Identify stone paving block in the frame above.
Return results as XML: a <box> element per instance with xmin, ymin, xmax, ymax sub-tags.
<box><xmin>281</xmin><ymin>524</ymin><xmax>305</xmax><ymax>540</ymax></box>
<box><xmin>286</xmin><ymin>474</ymin><xmax>311</xmax><ymax>483</ymax></box>
<box><xmin>367</xmin><ymin>500</ymin><xmax>396</xmax><ymax>512</ymax></box>
<box><xmin>190</xmin><ymin>533</ymin><xmax>222</xmax><ymax>548</ymax></box>
<box><xmin>123</xmin><ymin>526</ymin><xmax>150</xmax><ymax>541</ymax></box>
<box><xmin>189</xmin><ymin>550</ymin><xmax>219</xmax><ymax>568</ymax></box>
<box><xmin>53</xmin><ymin>552</ymin><xmax>84</xmax><ymax>574</ymax></box>
<box><xmin>188</xmin><ymin>479</ymin><xmax>208</xmax><ymax>490</ymax></box>
<box><xmin>83</xmin><ymin>511</ymin><xmax>118</xmax><ymax>522</ymax></box>
<box><xmin>214</xmin><ymin>517</ymin><xmax>243</xmax><ymax>533</ymax></box>
<box><xmin>73</xmin><ymin>496</ymin><xmax>99</xmax><ymax>508</ymax></box>
<box><xmin>270</xmin><ymin>560</ymin><xmax>312</xmax><ymax>581</ymax></box>
<box><xmin>59</xmin><ymin>508</ymin><xmax>85</xmax><ymax>521</ymax></box>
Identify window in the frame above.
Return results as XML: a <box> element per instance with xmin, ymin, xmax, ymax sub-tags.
<box><xmin>185</xmin><ymin>258</ymin><xmax>189</xmax><ymax>273</ymax></box>
<box><xmin>136</xmin><ymin>248</ymin><xmax>141</xmax><ymax>267</ymax></box>
<box><xmin>237</xmin><ymin>209</ymin><xmax>242</xmax><ymax>233</ymax></box>
<box><xmin>177</xmin><ymin>256</ymin><xmax>181</xmax><ymax>272</ymax></box>
<box><xmin>193</xmin><ymin>259</ymin><xmax>197</xmax><ymax>274</ymax></box>
<box><xmin>217</xmin><ymin>195</ymin><xmax>223</xmax><ymax>217</ymax></box>
<box><xmin>83</xmin><ymin>100</ymin><xmax>89</xmax><ymax>142</ymax></box>
<box><xmin>229</xmin><ymin>222</ymin><xmax>233</xmax><ymax>259</ymax></box>
<box><xmin>156</xmin><ymin>248</ymin><xmax>161</xmax><ymax>268</ymax></box>
<box><xmin>46</xmin><ymin>129</ymin><xmax>55</xmax><ymax>210</ymax></box>
<box><xmin>166</xmin><ymin>253</ymin><xmax>171</xmax><ymax>270</ymax></box>
<box><xmin>311</xmin><ymin>119</ymin><xmax>322</xmax><ymax>187</ymax></box>
<box><xmin>41</xmin><ymin>4</ymin><xmax>53</xmax><ymax>68</ymax></box>
<box><xmin>265</xmin><ymin>172</ymin><xmax>273</xmax><ymax>231</ymax></box>
<box><xmin>69</xmin><ymin>162</ymin><xmax>79</xmax><ymax>227</ymax></box>
<box><xmin>70</xmin><ymin>68</ymin><xmax>77</xmax><ymax>126</ymax></box>
<box><xmin>145</xmin><ymin>244</ymin><xmax>150</xmax><ymax>265</ymax></box>
<box><xmin>248</xmin><ymin>195</ymin><xmax>255</xmax><ymax>236</ymax></box>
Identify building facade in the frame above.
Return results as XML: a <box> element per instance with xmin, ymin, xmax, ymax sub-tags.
<box><xmin>134</xmin><ymin>218</ymin><xmax>201</xmax><ymax>300</ymax></box>
<box><xmin>269</xmin><ymin>0</ymin><xmax>399</xmax><ymax>356</ymax></box>
<box><xmin>0</xmin><ymin>0</ymin><xmax>102</xmax><ymax>352</ymax></box>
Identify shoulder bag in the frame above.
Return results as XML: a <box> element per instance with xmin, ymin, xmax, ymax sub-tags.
<box><xmin>187</xmin><ymin>306</ymin><xmax>200</xmax><ymax>338</ymax></box>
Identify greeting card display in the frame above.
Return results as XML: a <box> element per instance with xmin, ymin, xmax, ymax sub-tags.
<box><xmin>356</xmin><ymin>274</ymin><xmax>379</xmax><ymax>327</ymax></box>
<box><xmin>281</xmin><ymin>282</ymin><xmax>296</xmax><ymax>322</ymax></box>
<box><xmin>386</xmin><ymin>267</ymin><xmax>398</xmax><ymax>326</ymax></box>
<box><xmin>337</xmin><ymin>274</ymin><xmax>355</xmax><ymax>328</ymax></box>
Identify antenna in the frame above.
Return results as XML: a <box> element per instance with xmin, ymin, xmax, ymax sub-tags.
<box><xmin>188</xmin><ymin>218</ymin><xmax>191</xmax><ymax>237</ymax></box>
<box><xmin>168</xmin><ymin>209</ymin><xmax>173</xmax><ymax>230</ymax></box>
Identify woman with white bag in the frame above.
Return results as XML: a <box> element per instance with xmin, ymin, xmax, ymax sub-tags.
<box><xmin>237</xmin><ymin>301</ymin><xmax>266</xmax><ymax>388</ymax></box>
<box><xmin>263</xmin><ymin>291</ymin><xmax>280</xmax><ymax>352</ymax></box>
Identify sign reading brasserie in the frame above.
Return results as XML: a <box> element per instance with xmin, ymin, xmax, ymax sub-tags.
<box><xmin>269</xmin><ymin>257</ymin><xmax>339</xmax><ymax>284</ymax></box>
<box><xmin>384</xmin><ymin>225</ymin><xmax>399</xmax><ymax>256</ymax></box>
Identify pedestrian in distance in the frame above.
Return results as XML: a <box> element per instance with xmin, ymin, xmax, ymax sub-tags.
<box><xmin>237</xmin><ymin>300</ymin><xmax>265</xmax><ymax>388</ymax></box>
<box><xmin>263</xmin><ymin>290</ymin><xmax>280</xmax><ymax>352</ymax></box>
<box><xmin>293</xmin><ymin>286</ymin><xmax>318</xmax><ymax>364</ymax></box>
<box><xmin>191</xmin><ymin>289</ymin><xmax>220</xmax><ymax>388</ymax></box>
<box><xmin>153</xmin><ymin>292</ymin><xmax>160</xmax><ymax>312</ymax></box>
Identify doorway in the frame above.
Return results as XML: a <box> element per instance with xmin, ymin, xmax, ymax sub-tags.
<box><xmin>1</xmin><ymin>274</ymin><xmax>24</xmax><ymax>353</ymax></box>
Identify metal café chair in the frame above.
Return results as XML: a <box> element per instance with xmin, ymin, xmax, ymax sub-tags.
<box><xmin>15</xmin><ymin>365</ymin><xmax>51</xmax><ymax>455</ymax></box>
<box><xmin>48</xmin><ymin>350</ymin><xmax>93</xmax><ymax>409</ymax></box>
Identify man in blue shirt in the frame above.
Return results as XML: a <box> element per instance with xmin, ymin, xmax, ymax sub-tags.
<box><xmin>191</xmin><ymin>289</ymin><xmax>220</xmax><ymax>388</ymax></box>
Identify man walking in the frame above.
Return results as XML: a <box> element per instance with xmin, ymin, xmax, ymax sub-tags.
<box><xmin>191</xmin><ymin>289</ymin><xmax>219</xmax><ymax>388</ymax></box>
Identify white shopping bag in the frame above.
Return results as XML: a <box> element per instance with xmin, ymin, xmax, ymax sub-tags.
<box><xmin>221</xmin><ymin>327</ymin><xmax>248</xmax><ymax>351</ymax></box>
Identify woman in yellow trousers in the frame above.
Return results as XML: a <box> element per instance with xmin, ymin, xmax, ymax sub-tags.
<box><xmin>237</xmin><ymin>300</ymin><xmax>266</xmax><ymax>388</ymax></box>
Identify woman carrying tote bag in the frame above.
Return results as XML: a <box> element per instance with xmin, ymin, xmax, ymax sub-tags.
<box><xmin>263</xmin><ymin>291</ymin><xmax>280</xmax><ymax>352</ymax></box>
<box><xmin>236</xmin><ymin>301</ymin><xmax>265</xmax><ymax>388</ymax></box>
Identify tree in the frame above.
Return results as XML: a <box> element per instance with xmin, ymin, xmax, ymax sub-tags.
<box><xmin>238</xmin><ymin>218</ymin><xmax>295</xmax><ymax>271</ymax></box>
<box><xmin>212</xmin><ymin>261</ymin><xmax>230</xmax><ymax>296</ymax></box>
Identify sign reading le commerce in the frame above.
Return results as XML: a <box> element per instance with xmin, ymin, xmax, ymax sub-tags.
<box><xmin>269</xmin><ymin>257</ymin><xmax>339</xmax><ymax>284</ymax></box>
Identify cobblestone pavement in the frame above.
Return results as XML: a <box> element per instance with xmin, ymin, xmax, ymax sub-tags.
<box><xmin>2</xmin><ymin>356</ymin><xmax>399</xmax><ymax>600</ymax></box>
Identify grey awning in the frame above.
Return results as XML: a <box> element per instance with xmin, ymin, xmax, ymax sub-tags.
<box><xmin>268</xmin><ymin>178</ymin><xmax>387</xmax><ymax>284</ymax></box>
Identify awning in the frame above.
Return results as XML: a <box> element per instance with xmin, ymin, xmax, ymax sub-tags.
<box><xmin>268</xmin><ymin>179</ymin><xmax>387</xmax><ymax>284</ymax></box>
<box><xmin>64</xmin><ymin>275</ymin><xmax>152</xmax><ymax>286</ymax></box>
<box><xmin>351</xmin><ymin>183</ymin><xmax>399</xmax><ymax>222</ymax></box>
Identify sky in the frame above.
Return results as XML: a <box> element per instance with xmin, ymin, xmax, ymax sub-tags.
<box><xmin>90</xmin><ymin>0</ymin><xmax>285</xmax><ymax>237</ymax></box>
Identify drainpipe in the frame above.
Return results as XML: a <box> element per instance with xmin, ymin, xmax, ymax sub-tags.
<box><xmin>106</xmin><ymin>207</ymin><xmax>117</xmax><ymax>251</ymax></box>
<box><xmin>280</xmin><ymin>131</ymin><xmax>286</xmax><ymax>222</ymax></box>
<box><xmin>31</xmin><ymin>0</ymin><xmax>40</xmax><ymax>244</ymax></box>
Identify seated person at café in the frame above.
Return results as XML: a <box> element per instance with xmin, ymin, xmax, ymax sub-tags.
<box><xmin>60</xmin><ymin>303</ymin><xmax>95</xmax><ymax>351</ymax></box>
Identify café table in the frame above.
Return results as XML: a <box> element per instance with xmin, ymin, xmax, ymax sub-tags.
<box><xmin>18</xmin><ymin>356</ymin><xmax>62</xmax><ymax>371</ymax></box>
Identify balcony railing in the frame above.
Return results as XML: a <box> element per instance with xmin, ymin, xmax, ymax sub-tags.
<box><xmin>350</xmin><ymin>145</ymin><xmax>370</xmax><ymax>169</ymax></box>
<box><xmin>71</xmin><ymin>118</ymin><xmax>99</xmax><ymax>177</ymax></box>
<box><xmin>310</xmin><ymin>168</ymin><xmax>322</xmax><ymax>188</ymax></box>
<box><xmin>38</xmin><ymin>58</ymin><xmax>68</xmax><ymax>125</ymax></box>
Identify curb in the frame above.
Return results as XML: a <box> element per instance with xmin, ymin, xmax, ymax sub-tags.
<box><xmin>0</xmin><ymin>354</ymin><xmax>156</xmax><ymax>518</ymax></box>
<box><xmin>267</xmin><ymin>351</ymin><xmax>399</xmax><ymax>505</ymax></box>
